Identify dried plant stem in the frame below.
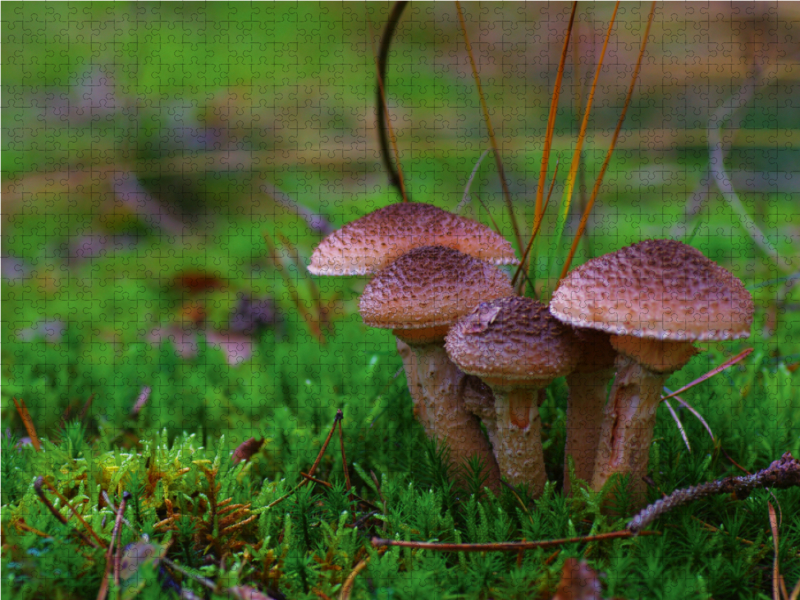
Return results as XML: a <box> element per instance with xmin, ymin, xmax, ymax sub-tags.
<box><xmin>454</xmin><ymin>1</ymin><xmax>522</xmax><ymax>255</ymax></box>
<box><xmin>627</xmin><ymin>453</ymin><xmax>800</xmax><ymax>533</ymax></box>
<box><xmin>559</xmin><ymin>1</ymin><xmax>656</xmax><ymax>282</ymax></box>
<box><xmin>534</xmin><ymin>2</ymin><xmax>577</xmax><ymax>226</ymax></box>
<box><xmin>374</xmin><ymin>1</ymin><xmax>409</xmax><ymax>201</ymax></box>
<box><xmin>12</xmin><ymin>397</ymin><xmax>41</xmax><ymax>451</ymax></box>
<box><xmin>371</xmin><ymin>529</ymin><xmax>657</xmax><ymax>553</ymax></box>
<box><xmin>267</xmin><ymin>410</ymin><xmax>342</xmax><ymax>509</ymax></box>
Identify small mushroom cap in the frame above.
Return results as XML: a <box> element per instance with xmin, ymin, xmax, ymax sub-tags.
<box><xmin>550</xmin><ymin>239</ymin><xmax>754</xmax><ymax>342</ymax></box>
<box><xmin>359</xmin><ymin>246</ymin><xmax>514</xmax><ymax>341</ymax></box>
<box><xmin>309</xmin><ymin>202</ymin><xmax>519</xmax><ymax>275</ymax></box>
<box><xmin>445</xmin><ymin>296</ymin><xmax>580</xmax><ymax>387</ymax></box>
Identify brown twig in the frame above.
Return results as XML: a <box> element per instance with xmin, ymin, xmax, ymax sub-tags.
<box><xmin>97</xmin><ymin>492</ymin><xmax>131</xmax><ymax>600</ymax></box>
<box><xmin>627</xmin><ymin>453</ymin><xmax>800</xmax><ymax>533</ymax></box>
<box><xmin>454</xmin><ymin>0</ymin><xmax>522</xmax><ymax>255</ymax></box>
<box><xmin>559</xmin><ymin>1</ymin><xmax>657</xmax><ymax>282</ymax></box>
<box><xmin>371</xmin><ymin>529</ymin><xmax>656</xmax><ymax>553</ymax></box>
<box><xmin>373</xmin><ymin>1</ymin><xmax>410</xmax><ymax>201</ymax></box>
<box><xmin>263</xmin><ymin>230</ymin><xmax>326</xmax><ymax>344</ymax></box>
<box><xmin>12</xmin><ymin>397</ymin><xmax>41</xmax><ymax>451</ymax></box>
<box><xmin>661</xmin><ymin>348</ymin><xmax>753</xmax><ymax>403</ymax></box>
<box><xmin>266</xmin><ymin>410</ymin><xmax>342</xmax><ymax>509</ymax></box>
<box><xmin>33</xmin><ymin>477</ymin><xmax>101</xmax><ymax>549</ymax></box>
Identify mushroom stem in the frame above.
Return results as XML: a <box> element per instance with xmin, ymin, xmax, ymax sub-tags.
<box><xmin>590</xmin><ymin>355</ymin><xmax>666</xmax><ymax>507</ymax></box>
<box><xmin>404</xmin><ymin>341</ymin><xmax>502</xmax><ymax>491</ymax></box>
<box><xmin>491</xmin><ymin>386</ymin><xmax>547</xmax><ymax>497</ymax></box>
<box><xmin>563</xmin><ymin>367</ymin><xmax>615</xmax><ymax>496</ymax></box>
<box><xmin>461</xmin><ymin>375</ymin><xmax>500</xmax><ymax>454</ymax></box>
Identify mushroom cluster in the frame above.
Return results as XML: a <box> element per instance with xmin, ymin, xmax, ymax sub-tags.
<box><xmin>550</xmin><ymin>239</ymin><xmax>754</xmax><ymax>506</ymax></box>
<box><xmin>309</xmin><ymin>205</ymin><xmax>754</xmax><ymax>509</ymax></box>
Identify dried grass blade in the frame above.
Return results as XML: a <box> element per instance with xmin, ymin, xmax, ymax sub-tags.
<box><xmin>12</xmin><ymin>397</ymin><xmax>41</xmax><ymax>451</ymax></box>
<box><xmin>663</xmin><ymin>390</ymin><xmax>715</xmax><ymax>443</ymax></box>
<box><xmin>661</xmin><ymin>348</ymin><xmax>753</xmax><ymax>402</ymax></box>
<box><xmin>456</xmin><ymin>149</ymin><xmax>491</xmax><ymax>213</ymax></box>
<box><xmin>454</xmin><ymin>1</ymin><xmax>522</xmax><ymax>255</ymax></box>
<box><xmin>550</xmin><ymin>2</ymin><xmax>619</xmax><ymax>281</ymax></box>
<box><xmin>263</xmin><ymin>230</ymin><xmax>325</xmax><ymax>345</ymax></box>
<box><xmin>663</xmin><ymin>399</ymin><xmax>691</xmax><ymax>452</ymax></box>
<box><xmin>369</xmin><ymin>2</ymin><xmax>409</xmax><ymax>202</ymax></box>
<box><xmin>768</xmin><ymin>501</ymin><xmax>782</xmax><ymax>600</ymax></box>
<box><xmin>559</xmin><ymin>1</ymin><xmax>657</xmax><ymax>282</ymax></box>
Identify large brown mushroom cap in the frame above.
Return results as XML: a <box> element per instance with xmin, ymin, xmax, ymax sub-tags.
<box><xmin>550</xmin><ymin>239</ymin><xmax>754</xmax><ymax>342</ymax></box>
<box><xmin>309</xmin><ymin>203</ymin><xmax>519</xmax><ymax>276</ymax></box>
<box><xmin>359</xmin><ymin>246</ymin><xmax>514</xmax><ymax>339</ymax></box>
<box><xmin>446</xmin><ymin>296</ymin><xmax>580</xmax><ymax>386</ymax></box>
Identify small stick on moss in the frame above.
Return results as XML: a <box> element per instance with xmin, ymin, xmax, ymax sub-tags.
<box><xmin>371</xmin><ymin>529</ymin><xmax>656</xmax><ymax>553</ymax></box>
<box><xmin>627</xmin><ymin>453</ymin><xmax>800</xmax><ymax>533</ymax></box>
<box><xmin>97</xmin><ymin>492</ymin><xmax>131</xmax><ymax>600</ymax></box>
<box><xmin>267</xmin><ymin>410</ymin><xmax>342</xmax><ymax>509</ymax></box>
<box><xmin>34</xmin><ymin>477</ymin><xmax>101</xmax><ymax>549</ymax></box>
<box><xmin>12</xmin><ymin>397</ymin><xmax>41</xmax><ymax>451</ymax></box>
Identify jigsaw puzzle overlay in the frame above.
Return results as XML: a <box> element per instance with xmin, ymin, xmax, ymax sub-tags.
<box><xmin>3</xmin><ymin>3</ymin><xmax>799</xmax><ymax>598</ymax></box>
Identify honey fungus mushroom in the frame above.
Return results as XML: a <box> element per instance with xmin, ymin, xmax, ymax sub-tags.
<box><xmin>446</xmin><ymin>297</ymin><xmax>580</xmax><ymax>497</ymax></box>
<box><xmin>550</xmin><ymin>240</ymin><xmax>754</xmax><ymax>507</ymax></box>
<box><xmin>308</xmin><ymin>202</ymin><xmax>519</xmax><ymax>276</ymax></box>
<box><xmin>359</xmin><ymin>245</ymin><xmax>516</xmax><ymax>489</ymax></box>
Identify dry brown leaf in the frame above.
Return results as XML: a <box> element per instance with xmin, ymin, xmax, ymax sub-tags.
<box><xmin>551</xmin><ymin>558</ymin><xmax>602</xmax><ymax>600</ymax></box>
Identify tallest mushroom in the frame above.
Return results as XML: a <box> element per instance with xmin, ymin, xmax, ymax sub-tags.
<box><xmin>550</xmin><ymin>240</ymin><xmax>754</xmax><ymax>507</ymax></box>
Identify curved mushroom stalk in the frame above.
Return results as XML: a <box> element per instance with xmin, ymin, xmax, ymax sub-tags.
<box><xmin>491</xmin><ymin>386</ymin><xmax>547</xmax><ymax>497</ymax></box>
<box><xmin>404</xmin><ymin>341</ymin><xmax>502</xmax><ymax>491</ymax></box>
<box><xmin>461</xmin><ymin>375</ymin><xmax>499</xmax><ymax>452</ymax></box>
<box><xmin>563</xmin><ymin>367</ymin><xmax>615</xmax><ymax>496</ymax></box>
<box><xmin>591</xmin><ymin>337</ymin><xmax>697</xmax><ymax>508</ymax></box>
<box><xmin>590</xmin><ymin>357</ymin><xmax>664</xmax><ymax>505</ymax></box>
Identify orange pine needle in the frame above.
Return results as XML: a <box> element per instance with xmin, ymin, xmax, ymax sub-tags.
<box><xmin>263</xmin><ymin>231</ymin><xmax>326</xmax><ymax>345</ymax></box>
<box><xmin>520</xmin><ymin>2</ymin><xmax>577</xmax><ymax>290</ymax></box>
<box><xmin>454</xmin><ymin>1</ymin><xmax>523</xmax><ymax>255</ymax></box>
<box><xmin>559</xmin><ymin>1</ymin><xmax>657</xmax><ymax>282</ymax></box>
<box><xmin>11</xmin><ymin>397</ymin><xmax>41</xmax><ymax>451</ymax></box>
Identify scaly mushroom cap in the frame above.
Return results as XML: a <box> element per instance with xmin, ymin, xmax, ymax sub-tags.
<box><xmin>359</xmin><ymin>246</ymin><xmax>514</xmax><ymax>343</ymax></box>
<box><xmin>550</xmin><ymin>239</ymin><xmax>754</xmax><ymax>342</ymax></box>
<box><xmin>446</xmin><ymin>296</ymin><xmax>580</xmax><ymax>388</ymax></box>
<box><xmin>309</xmin><ymin>203</ymin><xmax>519</xmax><ymax>275</ymax></box>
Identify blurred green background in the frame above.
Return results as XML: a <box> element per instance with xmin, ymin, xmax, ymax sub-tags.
<box><xmin>3</xmin><ymin>1</ymin><xmax>799</xmax><ymax>449</ymax></box>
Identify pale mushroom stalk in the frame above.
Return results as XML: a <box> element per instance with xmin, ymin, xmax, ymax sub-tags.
<box><xmin>591</xmin><ymin>337</ymin><xmax>697</xmax><ymax>505</ymax></box>
<box><xmin>405</xmin><ymin>341</ymin><xmax>501</xmax><ymax>489</ymax></box>
<box><xmin>446</xmin><ymin>297</ymin><xmax>580</xmax><ymax>498</ymax></box>
<box><xmin>562</xmin><ymin>328</ymin><xmax>617</xmax><ymax>496</ymax></box>
<box><xmin>460</xmin><ymin>375</ymin><xmax>500</xmax><ymax>453</ymax></box>
<box><xmin>490</xmin><ymin>383</ymin><xmax>548</xmax><ymax>494</ymax></box>
<box><xmin>361</xmin><ymin>247</ymin><xmax>515</xmax><ymax>492</ymax></box>
<box><xmin>550</xmin><ymin>240</ymin><xmax>754</xmax><ymax>510</ymax></box>
<box><xmin>562</xmin><ymin>365</ymin><xmax>615</xmax><ymax>495</ymax></box>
